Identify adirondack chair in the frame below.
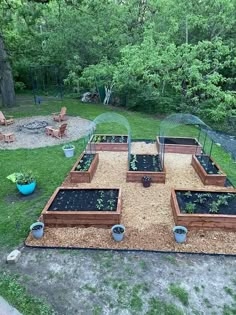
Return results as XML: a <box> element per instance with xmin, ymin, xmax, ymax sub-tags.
<box><xmin>52</xmin><ymin>107</ymin><xmax>67</xmax><ymax>122</ymax></box>
<box><xmin>46</xmin><ymin>123</ymin><xmax>67</xmax><ymax>139</ymax></box>
<box><xmin>0</xmin><ymin>111</ymin><xmax>14</xmax><ymax>126</ymax></box>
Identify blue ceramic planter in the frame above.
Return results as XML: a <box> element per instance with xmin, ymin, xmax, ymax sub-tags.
<box><xmin>30</xmin><ymin>222</ymin><xmax>44</xmax><ymax>239</ymax></box>
<box><xmin>63</xmin><ymin>146</ymin><xmax>75</xmax><ymax>158</ymax></box>
<box><xmin>16</xmin><ymin>181</ymin><xmax>36</xmax><ymax>195</ymax></box>
<box><xmin>111</xmin><ymin>224</ymin><xmax>125</xmax><ymax>242</ymax></box>
<box><xmin>173</xmin><ymin>226</ymin><xmax>188</xmax><ymax>243</ymax></box>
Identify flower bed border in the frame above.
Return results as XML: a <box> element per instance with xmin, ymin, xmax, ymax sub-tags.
<box><xmin>156</xmin><ymin>136</ymin><xmax>202</xmax><ymax>154</ymax></box>
<box><xmin>191</xmin><ymin>154</ymin><xmax>226</xmax><ymax>186</ymax></box>
<box><xmin>88</xmin><ymin>134</ymin><xmax>128</xmax><ymax>151</ymax></box>
<box><xmin>171</xmin><ymin>188</ymin><xmax>236</xmax><ymax>231</ymax></box>
<box><xmin>42</xmin><ymin>187</ymin><xmax>122</xmax><ymax>227</ymax></box>
<box><xmin>70</xmin><ymin>152</ymin><xmax>99</xmax><ymax>183</ymax></box>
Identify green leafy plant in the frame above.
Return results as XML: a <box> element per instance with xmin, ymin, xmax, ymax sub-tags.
<box><xmin>143</xmin><ymin>176</ymin><xmax>151</xmax><ymax>182</ymax></box>
<box><xmin>62</xmin><ymin>144</ymin><xmax>74</xmax><ymax>150</ymax></box>
<box><xmin>96</xmin><ymin>191</ymin><xmax>105</xmax><ymax>210</ymax></box>
<box><xmin>96</xmin><ymin>198</ymin><xmax>104</xmax><ymax>210</ymax></box>
<box><xmin>184</xmin><ymin>191</ymin><xmax>192</xmax><ymax>198</ymax></box>
<box><xmin>130</xmin><ymin>155</ymin><xmax>138</xmax><ymax>171</ymax></box>
<box><xmin>119</xmin><ymin>136</ymin><xmax>125</xmax><ymax>143</ymax></box>
<box><xmin>107</xmin><ymin>199</ymin><xmax>116</xmax><ymax>210</ymax></box>
<box><xmin>16</xmin><ymin>171</ymin><xmax>35</xmax><ymax>185</ymax></box>
<box><xmin>94</xmin><ymin>135</ymin><xmax>101</xmax><ymax>143</ymax></box>
<box><xmin>76</xmin><ymin>155</ymin><xmax>93</xmax><ymax>171</ymax></box>
<box><xmin>209</xmin><ymin>201</ymin><xmax>220</xmax><ymax>213</ymax></box>
<box><xmin>184</xmin><ymin>202</ymin><xmax>196</xmax><ymax>214</ymax></box>
<box><xmin>107</xmin><ymin>191</ymin><xmax>116</xmax><ymax>210</ymax></box>
<box><xmin>217</xmin><ymin>195</ymin><xmax>229</xmax><ymax>206</ymax></box>
<box><xmin>195</xmin><ymin>193</ymin><xmax>207</xmax><ymax>204</ymax></box>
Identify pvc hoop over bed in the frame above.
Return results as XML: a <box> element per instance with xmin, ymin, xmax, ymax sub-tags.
<box><xmin>86</xmin><ymin>112</ymin><xmax>131</xmax><ymax>159</ymax></box>
<box><xmin>159</xmin><ymin>114</ymin><xmax>211</xmax><ymax>168</ymax></box>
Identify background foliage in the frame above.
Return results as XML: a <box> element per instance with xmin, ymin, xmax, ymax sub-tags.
<box><xmin>0</xmin><ymin>0</ymin><xmax>236</xmax><ymax>124</ymax></box>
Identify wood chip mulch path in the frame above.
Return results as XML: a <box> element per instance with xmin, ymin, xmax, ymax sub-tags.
<box><xmin>25</xmin><ymin>142</ymin><xmax>236</xmax><ymax>255</ymax></box>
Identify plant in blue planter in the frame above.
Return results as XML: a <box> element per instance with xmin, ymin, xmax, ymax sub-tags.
<box><xmin>62</xmin><ymin>144</ymin><xmax>75</xmax><ymax>158</ymax></box>
<box><xmin>16</xmin><ymin>171</ymin><xmax>36</xmax><ymax>195</ymax></box>
<box><xmin>173</xmin><ymin>226</ymin><xmax>188</xmax><ymax>243</ymax></box>
<box><xmin>111</xmin><ymin>224</ymin><xmax>125</xmax><ymax>242</ymax></box>
<box><xmin>30</xmin><ymin>222</ymin><xmax>44</xmax><ymax>239</ymax></box>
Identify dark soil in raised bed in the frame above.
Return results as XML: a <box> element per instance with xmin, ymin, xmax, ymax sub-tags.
<box><xmin>75</xmin><ymin>153</ymin><xmax>95</xmax><ymax>171</ymax></box>
<box><xmin>195</xmin><ymin>155</ymin><xmax>220</xmax><ymax>175</ymax></box>
<box><xmin>129</xmin><ymin>154</ymin><xmax>163</xmax><ymax>172</ymax></box>
<box><xmin>161</xmin><ymin>137</ymin><xmax>199</xmax><ymax>145</ymax></box>
<box><xmin>176</xmin><ymin>191</ymin><xmax>236</xmax><ymax>215</ymax></box>
<box><xmin>48</xmin><ymin>189</ymin><xmax>119</xmax><ymax>212</ymax></box>
<box><xmin>92</xmin><ymin>135</ymin><xmax>128</xmax><ymax>143</ymax></box>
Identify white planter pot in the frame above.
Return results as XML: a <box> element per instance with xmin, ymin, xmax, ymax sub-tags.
<box><xmin>63</xmin><ymin>146</ymin><xmax>75</xmax><ymax>158</ymax></box>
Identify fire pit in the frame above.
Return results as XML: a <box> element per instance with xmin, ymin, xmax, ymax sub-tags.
<box><xmin>21</xmin><ymin>120</ymin><xmax>49</xmax><ymax>133</ymax></box>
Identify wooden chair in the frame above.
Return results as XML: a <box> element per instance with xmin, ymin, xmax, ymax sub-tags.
<box><xmin>52</xmin><ymin>107</ymin><xmax>67</xmax><ymax>122</ymax></box>
<box><xmin>0</xmin><ymin>111</ymin><xmax>14</xmax><ymax>126</ymax></box>
<box><xmin>47</xmin><ymin>123</ymin><xmax>67</xmax><ymax>139</ymax></box>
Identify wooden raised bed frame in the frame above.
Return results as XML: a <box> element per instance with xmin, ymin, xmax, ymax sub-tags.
<box><xmin>42</xmin><ymin>187</ymin><xmax>122</xmax><ymax>227</ymax></box>
<box><xmin>191</xmin><ymin>155</ymin><xmax>226</xmax><ymax>186</ymax></box>
<box><xmin>88</xmin><ymin>134</ymin><xmax>128</xmax><ymax>151</ymax></box>
<box><xmin>126</xmin><ymin>166</ymin><xmax>166</xmax><ymax>183</ymax></box>
<box><xmin>156</xmin><ymin>136</ymin><xmax>202</xmax><ymax>154</ymax></box>
<box><xmin>171</xmin><ymin>188</ymin><xmax>236</xmax><ymax>231</ymax></box>
<box><xmin>70</xmin><ymin>152</ymin><xmax>99</xmax><ymax>183</ymax></box>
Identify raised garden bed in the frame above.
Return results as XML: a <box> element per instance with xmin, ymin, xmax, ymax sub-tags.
<box><xmin>171</xmin><ymin>188</ymin><xmax>236</xmax><ymax>230</ymax></box>
<box><xmin>191</xmin><ymin>154</ymin><xmax>226</xmax><ymax>186</ymax></box>
<box><xmin>42</xmin><ymin>187</ymin><xmax>122</xmax><ymax>227</ymax></box>
<box><xmin>126</xmin><ymin>154</ymin><xmax>166</xmax><ymax>183</ymax></box>
<box><xmin>70</xmin><ymin>152</ymin><xmax>99</xmax><ymax>183</ymax></box>
<box><xmin>88</xmin><ymin>134</ymin><xmax>128</xmax><ymax>151</ymax></box>
<box><xmin>156</xmin><ymin>136</ymin><xmax>202</xmax><ymax>154</ymax></box>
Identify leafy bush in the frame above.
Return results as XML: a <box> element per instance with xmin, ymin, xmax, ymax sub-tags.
<box><xmin>16</xmin><ymin>171</ymin><xmax>35</xmax><ymax>185</ymax></box>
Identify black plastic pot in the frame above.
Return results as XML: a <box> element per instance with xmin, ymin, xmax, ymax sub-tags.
<box><xmin>142</xmin><ymin>177</ymin><xmax>151</xmax><ymax>188</ymax></box>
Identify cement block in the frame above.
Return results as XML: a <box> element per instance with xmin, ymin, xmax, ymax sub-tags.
<box><xmin>6</xmin><ymin>250</ymin><xmax>21</xmax><ymax>264</ymax></box>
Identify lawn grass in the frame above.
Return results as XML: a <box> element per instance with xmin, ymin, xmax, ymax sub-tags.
<box><xmin>169</xmin><ymin>283</ymin><xmax>189</xmax><ymax>306</ymax></box>
<box><xmin>0</xmin><ymin>99</ymin><xmax>235</xmax><ymax>248</ymax></box>
<box><xmin>0</xmin><ymin>272</ymin><xmax>55</xmax><ymax>315</ymax></box>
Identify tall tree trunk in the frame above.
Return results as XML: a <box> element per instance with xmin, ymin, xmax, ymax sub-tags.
<box><xmin>0</xmin><ymin>33</ymin><xmax>16</xmax><ymax>107</ymax></box>
<box><xmin>185</xmin><ymin>16</ymin><xmax>189</xmax><ymax>44</ymax></box>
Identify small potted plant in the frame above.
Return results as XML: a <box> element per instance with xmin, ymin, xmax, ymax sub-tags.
<box><xmin>173</xmin><ymin>226</ymin><xmax>188</xmax><ymax>243</ymax></box>
<box><xmin>142</xmin><ymin>176</ymin><xmax>151</xmax><ymax>188</ymax></box>
<box><xmin>62</xmin><ymin>143</ymin><xmax>75</xmax><ymax>158</ymax></box>
<box><xmin>30</xmin><ymin>222</ymin><xmax>44</xmax><ymax>239</ymax></box>
<box><xmin>111</xmin><ymin>224</ymin><xmax>125</xmax><ymax>242</ymax></box>
<box><xmin>16</xmin><ymin>171</ymin><xmax>36</xmax><ymax>195</ymax></box>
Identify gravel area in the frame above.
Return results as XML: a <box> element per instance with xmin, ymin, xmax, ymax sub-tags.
<box><xmin>0</xmin><ymin>116</ymin><xmax>92</xmax><ymax>149</ymax></box>
<box><xmin>26</xmin><ymin>143</ymin><xmax>236</xmax><ymax>254</ymax></box>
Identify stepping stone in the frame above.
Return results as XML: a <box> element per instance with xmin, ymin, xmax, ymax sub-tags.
<box><xmin>6</xmin><ymin>250</ymin><xmax>21</xmax><ymax>264</ymax></box>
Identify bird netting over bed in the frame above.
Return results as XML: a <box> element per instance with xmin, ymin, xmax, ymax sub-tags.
<box><xmin>158</xmin><ymin>114</ymin><xmax>210</xmax><ymax>168</ymax></box>
<box><xmin>85</xmin><ymin>112</ymin><xmax>131</xmax><ymax>159</ymax></box>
